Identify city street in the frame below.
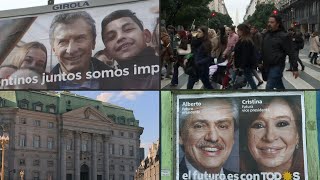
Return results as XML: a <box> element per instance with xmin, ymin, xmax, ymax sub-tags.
<box><xmin>161</xmin><ymin>44</ymin><xmax>320</xmax><ymax>89</ymax></box>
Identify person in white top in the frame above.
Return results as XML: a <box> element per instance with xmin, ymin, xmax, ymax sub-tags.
<box><xmin>309</xmin><ymin>32</ymin><xmax>320</xmax><ymax>65</ymax></box>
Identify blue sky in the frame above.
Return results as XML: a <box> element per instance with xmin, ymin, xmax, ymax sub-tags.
<box><xmin>71</xmin><ymin>91</ymin><xmax>159</xmax><ymax>157</ymax></box>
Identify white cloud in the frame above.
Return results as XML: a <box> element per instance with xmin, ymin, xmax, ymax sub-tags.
<box><xmin>119</xmin><ymin>91</ymin><xmax>144</xmax><ymax>100</ymax></box>
<box><xmin>96</xmin><ymin>92</ymin><xmax>115</xmax><ymax>102</ymax></box>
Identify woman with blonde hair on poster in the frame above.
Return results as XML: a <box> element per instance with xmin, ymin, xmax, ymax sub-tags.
<box><xmin>6</xmin><ymin>41</ymin><xmax>47</xmax><ymax>74</ymax></box>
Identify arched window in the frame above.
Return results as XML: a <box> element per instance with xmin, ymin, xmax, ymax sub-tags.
<box><xmin>107</xmin><ymin>114</ymin><xmax>116</xmax><ymax>121</ymax></box>
<box><xmin>46</xmin><ymin>104</ymin><xmax>56</xmax><ymax>113</ymax></box>
<box><xmin>33</xmin><ymin>102</ymin><xmax>43</xmax><ymax>111</ymax></box>
<box><xmin>118</xmin><ymin>116</ymin><xmax>125</xmax><ymax>125</ymax></box>
<box><xmin>18</xmin><ymin>99</ymin><xmax>29</xmax><ymax>109</ymax></box>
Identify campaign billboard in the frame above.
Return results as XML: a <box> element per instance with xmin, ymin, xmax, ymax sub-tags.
<box><xmin>0</xmin><ymin>0</ymin><xmax>159</xmax><ymax>90</ymax></box>
<box><xmin>176</xmin><ymin>92</ymin><xmax>307</xmax><ymax>180</ymax></box>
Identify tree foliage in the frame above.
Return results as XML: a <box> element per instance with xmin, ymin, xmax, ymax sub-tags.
<box><xmin>208</xmin><ymin>11</ymin><xmax>233</xmax><ymax>29</ymax></box>
<box><xmin>161</xmin><ymin>0</ymin><xmax>233</xmax><ymax>30</ymax></box>
<box><xmin>245</xmin><ymin>3</ymin><xmax>276</xmax><ymax>30</ymax></box>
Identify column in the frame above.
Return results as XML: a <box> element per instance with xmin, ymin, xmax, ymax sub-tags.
<box><xmin>91</xmin><ymin>133</ymin><xmax>97</xmax><ymax>180</ymax></box>
<box><xmin>60</xmin><ymin>130</ymin><xmax>68</xmax><ymax>180</ymax></box>
<box><xmin>103</xmin><ymin>134</ymin><xmax>110</xmax><ymax>180</ymax></box>
<box><xmin>74</xmin><ymin>131</ymin><xmax>81</xmax><ymax>180</ymax></box>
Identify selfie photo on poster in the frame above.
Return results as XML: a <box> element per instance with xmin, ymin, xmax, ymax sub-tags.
<box><xmin>0</xmin><ymin>0</ymin><xmax>159</xmax><ymax>90</ymax></box>
<box><xmin>176</xmin><ymin>92</ymin><xmax>307</xmax><ymax>180</ymax></box>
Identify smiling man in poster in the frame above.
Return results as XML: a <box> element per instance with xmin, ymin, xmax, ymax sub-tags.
<box><xmin>178</xmin><ymin>98</ymin><xmax>239</xmax><ymax>180</ymax></box>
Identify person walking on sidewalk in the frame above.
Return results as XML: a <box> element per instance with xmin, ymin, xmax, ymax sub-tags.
<box><xmin>186</xmin><ymin>26</ymin><xmax>214</xmax><ymax>89</ymax></box>
<box><xmin>234</xmin><ymin>24</ymin><xmax>258</xmax><ymax>89</ymax></box>
<box><xmin>261</xmin><ymin>15</ymin><xmax>299</xmax><ymax>90</ymax></box>
<box><xmin>310</xmin><ymin>32</ymin><xmax>320</xmax><ymax>65</ymax></box>
<box><xmin>250</xmin><ymin>26</ymin><xmax>264</xmax><ymax>87</ymax></box>
<box><xmin>286</xmin><ymin>28</ymin><xmax>305</xmax><ymax>71</ymax></box>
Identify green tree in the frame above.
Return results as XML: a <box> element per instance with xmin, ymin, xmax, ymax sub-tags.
<box><xmin>208</xmin><ymin>12</ymin><xmax>233</xmax><ymax>29</ymax></box>
<box><xmin>161</xmin><ymin>0</ymin><xmax>233</xmax><ymax>30</ymax></box>
<box><xmin>245</xmin><ymin>3</ymin><xmax>276</xmax><ymax>30</ymax></box>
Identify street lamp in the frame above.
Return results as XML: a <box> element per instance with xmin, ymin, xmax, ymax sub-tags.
<box><xmin>0</xmin><ymin>134</ymin><xmax>9</xmax><ymax>180</ymax></box>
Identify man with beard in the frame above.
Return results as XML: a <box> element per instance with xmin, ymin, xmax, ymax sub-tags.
<box><xmin>101</xmin><ymin>10</ymin><xmax>159</xmax><ymax>89</ymax></box>
<box><xmin>261</xmin><ymin>15</ymin><xmax>299</xmax><ymax>89</ymax></box>
<box><xmin>179</xmin><ymin>98</ymin><xmax>239</xmax><ymax>179</ymax></box>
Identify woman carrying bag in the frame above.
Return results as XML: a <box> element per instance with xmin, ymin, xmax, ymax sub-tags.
<box><xmin>186</xmin><ymin>26</ymin><xmax>214</xmax><ymax>89</ymax></box>
<box><xmin>171</xmin><ymin>31</ymin><xmax>191</xmax><ymax>86</ymax></box>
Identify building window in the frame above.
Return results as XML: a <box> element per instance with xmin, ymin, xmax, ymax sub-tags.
<box><xmin>109</xmin><ymin>174</ymin><xmax>115</xmax><ymax>180</ymax></box>
<box><xmin>82</xmin><ymin>140</ymin><xmax>88</xmax><ymax>151</ymax></box>
<box><xmin>48</xmin><ymin>137</ymin><xmax>53</xmax><ymax>149</ymax></box>
<box><xmin>19</xmin><ymin>134</ymin><xmax>26</xmax><ymax>147</ymax></box>
<box><xmin>129</xmin><ymin>133</ymin><xmax>133</xmax><ymax>138</ymax></box>
<box><xmin>120</xmin><ymin>165</ymin><xmax>125</xmax><ymax>171</ymax></box>
<box><xmin>128</xmin><ymin>118</ymin><xmax>135</xmax><ymax>126</ymax></box>
<box><xmin>19</xmin><ymin>159</ymin><xmax>25</xmax><ymax>166</ymax></box>
<box><xmin>49</xmin><ymin>107</ymin><xmax>55</xmax><ymax>113</ymax></box>
<box><xmin>119</xmin><ymin>174</ymin><xmax>125</xmax><ymax>180</ymax></box>
<box><xmin>130</xmin><ymin>166</ymin><xmax>134</xmax><ymax>171</ymax></box>
<box><xmin>19</xmin><ymin>118</ymin><xmax>26</xmax><ymax>124</ymax></box>
<box><xmin>33</xmin><ymin>101</ymin><xmax>43</xmax><ymax>112</ymax></box>
<box><xmin>110</xmin><ymin>144</ymin><xmax>114</xmax><ymax>155</ymax></box>
<box><xmin>129</xmin><ymin>146</ymin><xmax>134</xmax><ymax>156</ymax></box>
<box><xmin>48</xmin><ymin>122</ymin><xmax>54</xmax><ymax>129</ymax></box>
<box><xmin>47</xmin><ymin>160</ymin><xmax>53</xmax><ymax>167</ymax></box>
<box><xmin>33</xmin><ymin>171</ymin><xmax>40</xmax><ymax>180</ymax></box>
<box><xmin>118</xmin><ymin>116</ymin><xmax>125</xmax><ymax>124</ymax></box>
<box><xmin>35</xmin><ymin>105</ymin><xmax>42</xmax><ymax>111</ymax></box>
<box><xmin>97</xmin><ymin>175</ymin><xmax>102</xmax><ymax>180</ymax></box>
<box><xmin>107</xmin><ymin>114</ymin><xmax>116</xmax><ymax>121</ymax></box>
<box><xmin>66</xmin><ymin>139</ymin><xmax>73</xmax><ymax>151</ymax></box>
<box><xmin>109</xmin><ymin>164</ymin><xmax>114</xmax><ymax>170</ymax></box>
<box><xmin>129</xmin><ymin>175</ymin><xmax>134</xmax><ymax>180</ymax></box>
<box><xmin>111</xmin><ymin>130</ymin><xmax>114</xmax><ymax>135</ymax></box>
<box><xmin>66</xmin><ymin>174</ymin><xmax>72</xmax><ymax>180</ymax></box>
<box><xmin>119</xmin><ymin>145</ymin><xmax>124</xmax><ymax>156</ymax></box>
<box><xmin>120</xmin><ymin>132</ymin><xmax>124</xmax><ymax>136</ymax></box>
<box><xmin>46</xmin><ymin>104</ymin><xmax>56</xmax><ymax>113</ymax></box>
<box><xmin>19</xmin><ymin>99</ymin><xmax>29</xmax><ymax>109</ymax></box>
<box><xmin>33</xmin><ymin>160</ymin><xmax>40</xmax><ymax>166</ymax></box>
<box><xmin>33</xmin><ymin>135</ymin><xmax>40</xmax><ymax>148</ymax></box>
<box><xmin>34</xmin><ymin>120</ymin><xmax>40</xmax><ymax>127</ymax></box>
<box><xmin>97</xmin><ymin>142</ymin><xmax>102</xmax><ymax>153</ymax></box>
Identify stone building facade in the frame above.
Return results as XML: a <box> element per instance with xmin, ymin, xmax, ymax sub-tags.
<box><xmin>208</xmin><ymin>0</ymin><xmax>229</xmax><ymax>15</ymax></box>
<box><xmin>278</xmin><ymin>0</ymin><xmax>320</xmax><ymax>32</ymax></box>
<box><xmin>0</xmin><ymin>91</ymin><xmax>144</xmax><ymax>180</ymax></box>
<box><xmin>135</xmin><ymin>140</ymin><xmax>159</xmax><ymax>180</ymax></box>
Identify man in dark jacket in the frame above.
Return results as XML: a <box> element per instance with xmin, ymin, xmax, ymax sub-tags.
<box><xmin>286</xmin><ymin>28</ymin><xmax>305</xmax><ymax>71</ymax></box>
<box><xmin>48</xmin><ymin>11</ymin><xmax>118</xmax><ymax>89</ymax></box>
<box><xmin>101</xmin><ymin>9</ymin><xmax>159</xmax><ymax>89</ymax></box>
<box><xmin>261</xmin><ymin>15</ymin><xmax>299</xmax><ymax>90</ymax></box>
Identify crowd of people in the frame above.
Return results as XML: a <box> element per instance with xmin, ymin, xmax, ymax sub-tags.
<box><xmin>161</xmin><ymin>15</ymin><xmax>320</xmax><ymax>90</ymax></box>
